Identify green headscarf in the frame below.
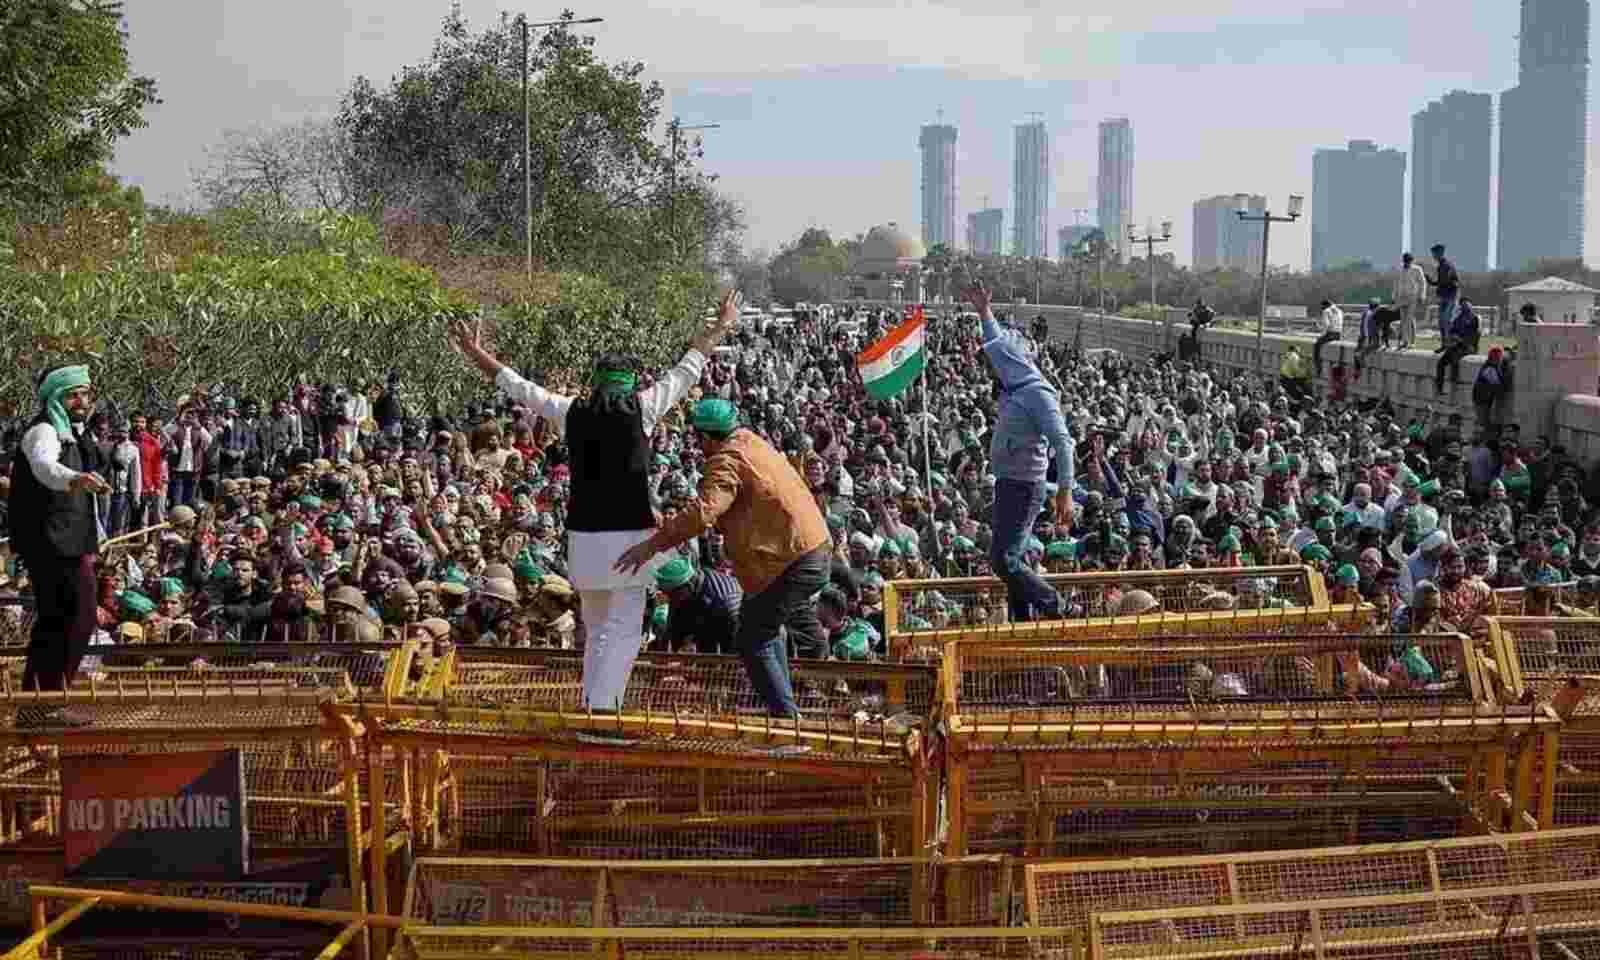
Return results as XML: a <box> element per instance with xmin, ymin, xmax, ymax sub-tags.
<box><xmin>691</xmin><ymin>399</ymin><xmax>738</xmax><ymax>434</ymax></box>
<box><xmin>119</xmin><ymin>590</ymin><xmax>156</xmax><ymax>619</ymax></box>
<box><xmin>594</xmin><ymin>369</ymin><xmax>637</xmax><ymax>391</ymax></box>
<box><xmin>38</xmin><ymin>365</ymin><xmax>91</xmax><ymax>440</ymax></box>
<box><xmin>512</xmin><ymin>548</ymin><xmax>546</xmax><ymax>582</ymax></box>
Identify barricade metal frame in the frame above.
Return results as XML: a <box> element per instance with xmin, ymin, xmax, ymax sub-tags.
<box><xmin>939</xmin><ymin>632</ymin><xmax>1559</xmax><ymax>902</ymax></box>
<box><xmin>1086</xmin><ymin>877</ymin><xmax>1600</xmax><ymax>960</ymax></box>
<box><xmin>1487</xmin><ymin>615</ymin><xmax>1600</xmax><ymax>828</ymax></box>
<box><xmin>401</xmin><ymin>854</ymin><xmax>1016</xmax><ymax>928</ymax></box>
<box><xmin>425</xmin><ymin>647</ymin><xmax>938</xmax><ymax>719</ymax></box>
<box><xmin>884</xmin><ymin>565</ymin><xmax>1331</xmax><ymax>658</ymax></box>
<box><xmin>1026</xmin><ymin>826</ymin><xmax>1600</xmax><ymax>938</ymax></box>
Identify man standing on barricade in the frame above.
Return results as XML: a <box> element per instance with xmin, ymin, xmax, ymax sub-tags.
<box><xmin>962</xmin><ymin>280</ymin><xmax>1073</xmax><ymax>622</ymax></box>
<box><xmin>615</xmin><ymin>398</ymin><xmax>830</xmax><ymax>718</ymax></box>
<box><xmin>8</xmin><ymin>364</ymin><xmax>111</xmax><ymax>702</ymax></box>
<box><xmin>451</xmin><ymin>293</ymin><xmax>737</xmax><ymax>711</ymax></box>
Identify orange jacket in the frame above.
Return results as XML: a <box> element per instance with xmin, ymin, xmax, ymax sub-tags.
<box><xmin>652</xmin><ymin>430</ymin><xmax>829</xmax><ymax>596</ymax></box>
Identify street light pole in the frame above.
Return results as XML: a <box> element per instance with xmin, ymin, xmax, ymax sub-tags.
<box><xmin>1128</xmin><ymin>220</ymin><xmax>1173</xmax><ymax>346</ymax></box>
<box><xmin>668</xmin><ymin>118</ymin><xmax>721</xmax><ymax>262</ymax></box>
<box><xmin>1235</xmin><ymin>194</ymin><xmax>1304</xmax><ymax>376</ymax></box>
<box><xmin>519</xmin><ymin>14</ymin><xmax>605</xmax><ymax>283</ymax></box>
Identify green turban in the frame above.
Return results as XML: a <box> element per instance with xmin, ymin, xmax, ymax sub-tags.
<box><xmin>1334</xmin><ymin>563</ymin><xmax>1359</xmax><ymax>585</ymax></box>
<box><xmin>119</xmin><ymin>590</ymin><xmax>156</xmax><ymax>619</ymax></box>
<box><xmin>209</xmin><ymin>561</ymin><xmax>234</xmax><ymax>582</ymax></box>
<box><xmin>832</xmin><ymin>621</ymin><xmax>874</xmax><ymax>661</ymax></box>
<box><xmin>1417</xmin><ymin>478</ymin><xmax>1441</xmax><ymax>498</ymax></box>
<box><xmin>1044</xmin><ymin>540</ymin><xmax>1075</xmax><ymax>560</ymax></box>
<box><xmin>655</xmin><ymin>555</ymin><xmax>695</xmax><ymax>590</ymax></box>
<box><xmin>825</xmin><ymin>513</ymin><xmax>846</xmax><ymax>531</ymax></box>
<box><xmin>1314</xmin><ymin>516</ymin><xmax>1336</xmax><ymax>533</ymax></box>
<box><xmin>1300</xmin><ymin>543</ymin><xmax>1332</xmax><ymax>563</ymax></box>
<box><xmin>878</xmin><ymin>538</ymin><xmax>902</xmax><ymax>558</ymax></box>
<box><xmin>691</xmin><ymin>398</ymin><xmax>738</xmax><ymax>434</ymax></box>
<box><xmin>331</xmin><ymin>513</ymin><xmax>356</xmax><ymax>531</ymax></box>
<box><xmin>157</xmin><ymin>577</ymin><xmax>185</xmax><ymax>599</ymax></box>
<box><xmin>38</xmin><ymin>365</ymin><xmax>91</xmax><ymax>440</ymax></box>
<box><xmin>1217</xmin><ymin>533</ymin><xmax>1241</xmax><ymax>552</ymax></box>
<box><xmin>952</xmin><ymin>535</ymin><xmax>976</xmax><ymax>551</ymax></box>
<box><xmin>298</xmin><ymin>495</ymin><xmax>323</xmax><ymax>511</ymax></box>
<box><xmin>512</xmin><ymin>548</ymin><xmax>546</xmax><ymax>582</ymax></box>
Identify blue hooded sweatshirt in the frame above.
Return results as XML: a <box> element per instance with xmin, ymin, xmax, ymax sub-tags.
<box><xmin>979</xmin><ymin>310</ymin><xmax>1074</xmax><ymax>487</ymax></box>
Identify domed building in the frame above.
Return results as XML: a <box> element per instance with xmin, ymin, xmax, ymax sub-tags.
<box><xmin>848</xmin><ymin>223</ymin><xmax>926</xmax><ymax>302</ymax></box>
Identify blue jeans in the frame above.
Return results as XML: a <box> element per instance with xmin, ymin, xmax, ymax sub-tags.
<box><xmin>738</xmin><ymin>547</ymin><xmax>829</xmax><ymax>717</ymax></box>
<box><xmin>168</xmin><ymin>472</ymin><xmax>197</xmax><ymax>509</ymax></box>
<box><xmin>107</xmin><ymin>492</ymin><xmax>130</xmax><ymax>538</ymax></box>
<box><xmin>991</xmin><ymin>478</ymin><xmax>1061</xmax><ymax>622</ymax></box>
<box><xmin>1437</xmin><ymin>294</ymin><xmax>1457</xmax><ymax>340</ymax></box>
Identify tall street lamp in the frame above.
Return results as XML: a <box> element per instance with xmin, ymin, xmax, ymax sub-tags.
<box><xmin>520</xmin><ymin>14</ymin><xmax>605</xmax><ymax>283</ymax></box>
<box><xmin>1129</xmin><ymin>220</ymin><xmax>1173</xmax><ymax>345</ymax></box>
<box><xmin>1236</xmin><ymin>193</ymin><xmax>1304</xmax><ymax>375</ymax></box>
<box><xmin>668</xmin><ymin>118</ymin><xmax>721</xmax><ymax>262</ymax></box>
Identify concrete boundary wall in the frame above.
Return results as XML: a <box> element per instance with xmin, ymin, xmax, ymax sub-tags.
<box><xmin>858</xmin><ymin>301</ymin><xmax>1600</xmax><ymax>462</ymax></box>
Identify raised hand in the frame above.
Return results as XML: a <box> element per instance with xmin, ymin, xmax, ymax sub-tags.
<box><xmin>963</xmin><ymin>280</ymin><xmax>992</xmax><ymax>317</ymax></box>
<box><xmin>693</xmin><ymin>289</ymin><xmax>743</xmax><ymax>354</ymax></box>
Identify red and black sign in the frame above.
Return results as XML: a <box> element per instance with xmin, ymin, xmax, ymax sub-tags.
<box><xmin>62</xmin><ymin>749</ymin><xmax>247</xmax><ymax>879</ymax></box>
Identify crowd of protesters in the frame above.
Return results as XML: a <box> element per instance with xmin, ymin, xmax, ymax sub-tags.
<box><xmin>3</xmin><ymin>282</ymin><xmax>1599</xmax><ymax>703</ymax></box>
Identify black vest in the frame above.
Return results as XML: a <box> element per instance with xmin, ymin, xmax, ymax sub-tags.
<box><xmin>564</xmin><ymin>394</ymin><xmax>654</xmax><ymax>533</ymax></box>
<box><xmin>7</xmin><ymin>416</ymin><xmax>99</xmax><ymax>558</ymax></box>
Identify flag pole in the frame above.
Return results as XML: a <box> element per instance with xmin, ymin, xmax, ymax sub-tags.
<box><xmin>921</xmin><ymin>361</ymin><xmax>933</xmax><ymax>508</ymax></box>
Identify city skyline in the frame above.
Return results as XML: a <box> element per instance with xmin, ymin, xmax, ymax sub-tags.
<box><xmin>918</xmin><ymin>122</ymin><xmax>958</xmax><ymax>251</ymax></box>
<box><xmin>1498</xmin><ymin>0</ymin><xmax>1589</xmax><ymax>270</ymax></box>
<box><xmin>1311</xmin><ymin>139</ymin><xmax>1406</xmax><ymax>271</ymax></box>
<box><xmin>1193</xmin><ymin>194</ymin><xmax>1266</xmax><ymax>272</ymax></box>
<box><xmin>1012</xmin><ymin>119</ymin><xmax>1051</xmax><ymax>258</ymax></box>
<box><xmin>108</xmin><ymin>0</ymin><xmax>1600</xmax><ymax>270</ymax></box>
<box><xmin>1411</xmin><ymin>91</ymin><xmax>1492</xmax><ymax>272</ymax></box>
<box><xmin>1097</xmin><ymin>118</ymin><xmax>1135</xmax><ymax>261</ymax></box>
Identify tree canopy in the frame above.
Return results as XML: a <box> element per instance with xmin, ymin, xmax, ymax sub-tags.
<box><xmin>0</xmin><ymin>0</ymin><xmax>159</xmax><ymax>216</ymax></box>
<box><xmin>334</xmin><ymin>9</ymin><xmax>739</xmax><ymax>284</ymax></box>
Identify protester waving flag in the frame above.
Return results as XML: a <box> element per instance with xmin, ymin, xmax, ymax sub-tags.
<box><xmin>857</xmin><ymin>306</ymin><xmax>926</xmax><ymax>401</ymax></box>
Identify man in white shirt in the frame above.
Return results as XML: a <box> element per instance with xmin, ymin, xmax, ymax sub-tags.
<box><xmin>1312</xmin><ymin>300</ymin><xmax>1343</xmax><ymax>379</ymax></box>
<box><xmin>1392</xmin><ymin>252</ymin><xmax>1428</xmax><ymax>349</ymax></box>
<box><xmin>162</xmin><ymin>406</ymin><xmax>211</xmax><ymax>509</ymax></box>
<box><xmin>1343</xmin><ymin>482</ymin><xmax>1387</xmax><ymax>531</ymax></box>
<box><xmin>7</xmin><ymin>364</ymin><xmax>110</xmax><ymax>699</ymax></box>
<box><xmin>449</xmin><ymin>294</ymin><xmax>738</xmax><ymax>711</ymax></box>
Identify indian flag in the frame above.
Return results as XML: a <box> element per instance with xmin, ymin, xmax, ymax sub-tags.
<box><xmin>857</xmin><ymin>309</ymin><xmax>926</xmax><ymax>401</ymax></box>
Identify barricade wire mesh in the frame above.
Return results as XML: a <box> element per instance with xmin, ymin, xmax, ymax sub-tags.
<box><xmin>437</xmin><ymin>754</ymin><xmax>917</xmax><ymax>861</ymax></box>
<box><xmin>965</xmin><ymin>754</ymin><xmax>1472</xmax><ymax>861</ymax></box>
<box><xmin>443</xmin><ymin>649</ymin><xmax>936</xmax><ymax>722</ymax></box>
<box><xmin>949</xmin><ymin>633</ymin><xmax>1480</xmax><ymax>721</ymax></box>
<box><xmin>1027</xmin><ymin>827</ymin><xmax>1600</xmax><ymax>934</ymax></box>
<box><xmin>1089</xmin><ymin>879</ymin><xmax>1600</xmax><ymax>959</ymax></box>
<box><xmin>394</xmin><ymin>926</ymin><xmax>1081</xmax><ymax>959</ymax></box>
<box><xmin>887</xmin><ymin>566</ymin><xmax>1323</xmax><ymax>640</ymax></box>
<box><xmin>1489</xmin><ymin>616</ymin><xmax>1600</xmax><ymax>714</ymax></box>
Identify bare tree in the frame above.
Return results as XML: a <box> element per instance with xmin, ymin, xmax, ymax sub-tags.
<box><xmin>192</xmin><ymin>118</ymin><xmax>356</xmax><ymax>216</ymax></box>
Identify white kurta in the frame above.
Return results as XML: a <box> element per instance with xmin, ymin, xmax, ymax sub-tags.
<box><xmin>494</xmin><ymin>351</ymin><xmax>706</xmax><ymax>709</ymax></box>
<box><xmin>494</xmin><ymin>351</ymin><xmax>706</xmax><ymax>589</ymax></box>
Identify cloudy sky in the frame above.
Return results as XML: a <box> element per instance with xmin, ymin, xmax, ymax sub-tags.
<box><xmin>113</xmin><ymin>0</ymin><xmax>1597</xmax><ymax>269</ymax></box>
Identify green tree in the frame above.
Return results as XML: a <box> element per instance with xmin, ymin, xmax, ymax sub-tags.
<box><xmin>0</xmin><ymin>0</ymin><xmax>160</xmax><ymax>214</ymax></box>
<box><xmin>767</xmin><ymin>228</ymin><xmax>847</xmax><ymax>304</ymax></box>
<box><xmin>336</xmin><ymin>8</ymin><xmax>739</xmax><ymax>284</ymax></box>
